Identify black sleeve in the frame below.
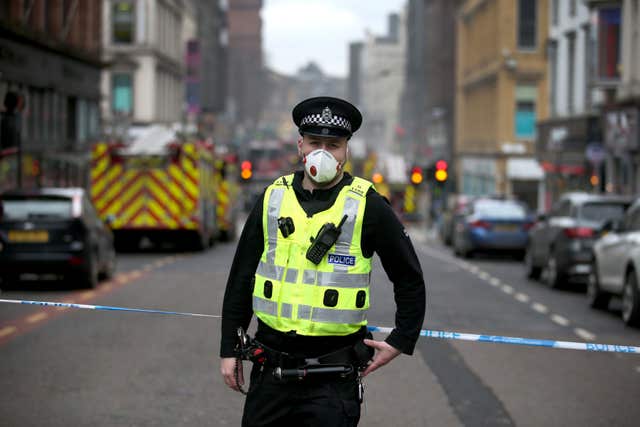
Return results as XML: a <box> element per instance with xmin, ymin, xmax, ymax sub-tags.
<box><xmin>219</xmin><ymin>192</ymin><xmax>265</xmax><ymax>357</ymax></box>
<box><xmin>362</xmin><ymin>191</ymin><xmax>426</xmax><ymax>355</ymax></box>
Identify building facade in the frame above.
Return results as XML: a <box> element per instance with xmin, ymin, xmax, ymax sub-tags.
<box><xmin>101</xmin><ymin>0</ymin><xmax>188</xmax><ymax>132</ymax></box>
<box><xmin>359</xmin><ymin>12</ymin><xmax>407</xmax><ymax>155</ymax></box>
<box><xmin>226</xmin><ymin>0</ymin><xmax>264</xmax><ymax>142</ymax></box>
<box><xmin>455</xmin><ymin>0</ymin><xmax>548</xmax><ymax>210</ymax></box>
<box><xmin>537</xmin><ymin>0</ymin><xmax>603</xmax><ymax>209</ymax></box>
<box><xmin>0</xmin><ymin>0</ymin><xmax>103</xmax><ymax>188</ymax></box>
<box><xmin>586</xmin><ymin>0</ymin><xmax>640</xmax><ymax>195</ymax></box>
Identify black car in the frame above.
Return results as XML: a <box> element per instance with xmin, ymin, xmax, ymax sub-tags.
<box><xmin>0</xmin><ymin>188</ymin><xmax>116</xmax><ymax>288</ymax></box>
<box><xmin>524</xmin><ymin>192</ymin><xmax>632</xmax><ymax>288</ymax></box>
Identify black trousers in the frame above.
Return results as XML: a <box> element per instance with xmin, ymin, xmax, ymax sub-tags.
<box><xmin>241</xmin><ymin>363</ymin><xmax>361</xmax><ymax>427</ymax></box>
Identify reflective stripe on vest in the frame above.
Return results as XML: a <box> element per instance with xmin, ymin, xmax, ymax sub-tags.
<box><xmin>253</xmin><ymin>297</ymin><xmax>368</xmax><ymax>324</ymax></box>
<box><xmin>252</xmin><ymin>175</ymin><xmax>374</xmax><ymax>336</ymax></box>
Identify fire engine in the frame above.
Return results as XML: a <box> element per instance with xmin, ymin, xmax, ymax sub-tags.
<box><xmin>90</xmin><ymin>126</ymin><xmax>220</xmax><ymax>251</ymax></box>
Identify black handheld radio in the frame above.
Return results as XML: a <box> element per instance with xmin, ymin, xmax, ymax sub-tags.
<box><xmin>306</xmin><ymin>215</ymin><xmax>348</xmax><ymax>264</ymax></box>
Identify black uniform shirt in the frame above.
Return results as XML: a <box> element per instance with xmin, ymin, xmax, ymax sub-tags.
<box><xmin>220</xmin><ymin>171</ymin><xmax>426</xmax><ymax>358</ymax></box>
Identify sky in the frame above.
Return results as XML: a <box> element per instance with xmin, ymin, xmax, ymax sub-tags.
<box><xmin>262</xmin><ymin>0</ymin><xmax>407</xmax><ymax>78</ymax></box>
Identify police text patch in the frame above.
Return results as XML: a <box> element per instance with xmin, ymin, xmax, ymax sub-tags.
<box><xmin>327</xmin><ymin>254</ymin><xmax>356</xmax><ymax>266</ymax></box>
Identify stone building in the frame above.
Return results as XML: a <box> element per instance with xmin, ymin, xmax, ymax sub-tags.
<box><xmin>455</xmin><ymin>0</ymin><xmax>548</xmax><ymax>210</ymax></box>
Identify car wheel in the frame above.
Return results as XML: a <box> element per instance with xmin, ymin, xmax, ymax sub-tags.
<box><xmin>82</xmin><ymin>253</ymin><xmax>99</xmax><ymax>289</ymax></box>
<box><xmin>622</xmin><ymin>271</ymin><xmax>640</xmax><ymax>327</ymax></box>
<box><xmin>0</xmin><ymin>274</ymin><xmax>18</xmax><ymax>290</ymax></box>
<box><xmin>544</xmin><ymin>252</ymin><xmax>564</xmax><ymax>289</ymax></box>
<box><xmin>524</xmin><ymin>246</ymin><xmax>541</xmax><ymax>280</ymax></box>
<box><xmin>100</xmin><ymin>248</ymin><xmax>117</xmax><ymax>280</ymax></box>
<box><xmin>587</xmin><ymin>264</ymin><xmax>610</xmax><ymax>310</ymax></box>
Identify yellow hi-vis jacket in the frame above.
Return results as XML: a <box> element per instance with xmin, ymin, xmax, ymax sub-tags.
<box><xmin>252</xmin><ymin>174</ymin><xmax>374</xmax><ymax>336</ymax></box>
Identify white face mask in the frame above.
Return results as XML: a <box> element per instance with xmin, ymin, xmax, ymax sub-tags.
<box><xmin>303</xmin><ymin>149</ymin><xmax>341</xmax><ymax>184</ymax></box>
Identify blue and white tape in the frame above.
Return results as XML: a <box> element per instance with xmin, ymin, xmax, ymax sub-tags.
<box><xmin>1</xmin><ymin>298</ymin><xmax>638</xmax><ymax>354</ymax></box>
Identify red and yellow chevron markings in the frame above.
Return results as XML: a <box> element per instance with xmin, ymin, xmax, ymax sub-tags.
<box><xmin>90</xmin><ymin>142</ymin><xmax>215</xmax><ymax>231</ymax></box>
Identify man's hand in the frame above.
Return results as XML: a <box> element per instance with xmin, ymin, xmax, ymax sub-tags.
<box><xmin>221</xmin><ymin>357</ymin><xmax>244</xmax><ymax>392</ymax></box>
<box><xmin>361</xmin><ymin>339</ymin><xmax>402</xmax><ymax>377</ymax></box>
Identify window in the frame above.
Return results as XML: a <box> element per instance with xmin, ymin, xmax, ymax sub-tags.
<box><xmin>597</xmin><ymin>7</ymin><xmax>621</xmax><ymax>80</ymax></box>
<box><xmin>551</xmin><ymin>0</ymin><xmax>559</xmax><ymax>26</ymax></box>
<box><xmin>548</xmin><ymin>40</ymin><xmax>558</xmax><ymax>115</ymax></box>
<box><xmin>112</xmin><ymin>2</ymin><xmax>135</xmax><ymax>43</ymax></box>
<box><xmin>567</xmin><ymin>32</ymin><xmax>576</xmax><ymax>113</ymax></box>
<box><xmin>112</xmin><ymin>74</ymin><xmax>133</xmax><ymax>114</ymax></box>
<box><xmin>515</xmin><ymin>85</ymin><xmax>537</xmax><ymax>139</ymax></box>
<box><xmin>570</xmin><ymin>0</ymin><xmax>577</xmax><ymax>17</ymax></box>
<box><xmin>518</xmin><ymin>0</ymin><xmax>537</xmax><ymax>49</ymax></box>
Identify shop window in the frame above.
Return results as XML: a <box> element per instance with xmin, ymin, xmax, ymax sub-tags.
<box><xmin>597</xmin><ymin>7</ymin><xmax>621</xmax><ymax>80</ymax></box>
<box><xmin>113</xmin><ymin>2</ymin><xmax>135</xmax><ymax>44</ymax></box>
<box><xmin>518</xmin><ymin>0</ymin><xmax>537</xmax><ymax>49</ymax></box>
<box><xmin>515</xmin><ymin>85</ymin><xmax>537</xmax><ymax>139</ymax></box>
<box><xmin>112</xmin><ymin>74</ymin><xmax>133</xmax><ymax>114</ymax></box>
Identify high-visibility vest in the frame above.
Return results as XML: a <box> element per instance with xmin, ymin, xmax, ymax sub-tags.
<box><xmin>253</xmin><ymin>174</ymin><xmax>373</xmax><ymax>336</ymax></box>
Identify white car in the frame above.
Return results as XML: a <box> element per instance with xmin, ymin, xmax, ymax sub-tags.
<box><xmin>589</xmin><ymin>199</ymin><xmax>640</xmax><ymax>326</ymax></box>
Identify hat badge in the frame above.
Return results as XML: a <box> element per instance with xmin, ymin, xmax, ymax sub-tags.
<box><xmin>321</xmin><ymin>106</ymin><xmax>333</xmax><ymax>122</ymax></box>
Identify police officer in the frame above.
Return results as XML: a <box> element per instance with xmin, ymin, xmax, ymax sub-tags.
<box><xmin>220</xmin><ymin>96</ymin><xmax>426</xmax><ymax>426</ymax></box>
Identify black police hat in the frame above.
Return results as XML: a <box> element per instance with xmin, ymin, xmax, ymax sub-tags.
<box><xmin>292</xmin><ymin>96</ymin><xmax>362</xmax><ymax>138</ymax></box>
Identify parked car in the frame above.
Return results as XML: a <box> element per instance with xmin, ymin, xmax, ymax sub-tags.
<box><xmin>588</xmin><ymin>198</ymin><xmax>640</xmax><ymax>326</ymax></box>
<box><xmin>0</xmin><ymin>188</ymin><xmax>116</xmax><ymax>288</ymax></box>
<box><xmin>452</xmin><ymin>197</ymin><xmax>534</xmax><ymax>258</ymax></box>
<box><xmin>524</xmin><ymin>192</ymin><xmax>632</xmax><ymax>288</ymax></box>
<box><xmin>439</xmin><ymin>194</ymin><xmax>473</xmax><ymax>246</ymax></box>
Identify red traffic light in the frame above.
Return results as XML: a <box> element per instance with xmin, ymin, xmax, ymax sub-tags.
<box><xmin>435</xmin><ymin>160</ymin><xmax>448</xmax><ymax>170</ymax></box>
<box><xmin>240</xmin><ymin>160</ymin><xmax>252</xmax><ymax>180</ymax></box>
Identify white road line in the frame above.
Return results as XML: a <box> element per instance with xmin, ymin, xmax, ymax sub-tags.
<box><xmin>635</xmin><ymin>366</ymin><xmax>640</xmax><ymax>374</ymax></box>
<box><xmin>489</xmin><ymin>277</ymin><xmax>501</xmax><ymax>287</ymax></box>
<box><xmin>574</xmin><ymin>328</ymin><xmax>596</xmax><ymax>341</ymax></box>
<box><xmin>551</xmin><ymin>314</ymin><xmax>570</xmax><ymax>327</ymax></box>
<box><xmin>501</xmin><ymin>284</ymin><xmax>514</xmax><ymax>295</ymax></box>
<box><xmin>478</xmin><ymin>271</ymin><xmax>490</xmax><ymax>281</ymax></box>
<box><xmin>532</xmin><ymin>302</ymin><xmax>549</xmax><ymax>314</ymax></box>
<box><xmin>514</xmin><ymin>293</ymin><xmax>530</xmax><ymax>303</ymax></box>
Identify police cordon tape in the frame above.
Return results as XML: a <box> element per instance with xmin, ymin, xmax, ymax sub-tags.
<box><xmin>1</xmin><ymin>298</ymin><xmax>639</xmax><ymax>354</ymax></box>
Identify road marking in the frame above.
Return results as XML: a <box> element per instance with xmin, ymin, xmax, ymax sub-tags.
<box><xmin>0</xmin><ymin>326</ymin><xmax>17</xmax><ymax>338</ymax></box>
<box><xmin>489</xmin><ymin>277</ymin><xmax>501</xmax><ymax>287</ymax></box>
<box><xmin>551</xmin><ymin>314</ymin><xmax>570</xmax><ymax>326</ymax></box>
<box><xmin>478</xmin><ymin>271</ymin><xmax>490</xmax><ymax>281</ymax></box>
<box><xmin>532</xmin><ymin>303</ymin><xmax>549</xmax><ymax>314</ymax></box>
<box><xmin>515</xmin><ymin>293</ymin><xmax>530</xmax><ymax>303</ymax></box>
<box><xmin>501</xmin><ymin>284</ymin><xmax>514</xmax><ymax>295</ymax></box>
<box><xmin>574</xmin><ymin>328</ymin><xmax>596</xmax><ymax>341</ymax></box>
<box><xmin>26</xmin><ymin>312</ymin><xmax>48</xmax><ymax>324</ymax></box>
<box><xmin>635</xmin><ymin>366</ymin><xmax>640</xmax><ymax>374</ymax></box>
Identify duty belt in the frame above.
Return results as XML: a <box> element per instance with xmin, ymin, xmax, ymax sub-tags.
<box><xmin>236</xmin><ymin>327</ymin><xmax>374</xmax><ymax>382</ymax></box>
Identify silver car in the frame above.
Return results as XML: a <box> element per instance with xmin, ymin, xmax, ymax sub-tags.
<box><xmin>589</xmin><ymin>199</ymin><xmax>640</xmax><ymax>326</ymax></box>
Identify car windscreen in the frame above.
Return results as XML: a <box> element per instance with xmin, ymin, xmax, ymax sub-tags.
<box><xmin>579</xmin><ymin>203</ymin><xmax>627</xmax><ymax>222</ymax></box>
<box><xmin>2</xmin><ymin>197</ymin><xmax>73</xmax><ymax>220</ymax></box>
<box><xmin>473</xmin><ymin>200</ymin><xmax>528</xmax><ymax>219</ymax></box>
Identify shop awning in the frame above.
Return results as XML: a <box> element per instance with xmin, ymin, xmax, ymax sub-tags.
<box><xmin>506</xmin><ymin>158</ymin><xmax>545</xmax><ymax>180</ymax></box>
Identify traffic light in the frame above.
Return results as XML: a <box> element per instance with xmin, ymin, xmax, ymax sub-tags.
<box><xmin>410</xmin><ymin>166</ymin><xmax>423</xmax><ymax>185</ymax></box>
<box><xmin>372</xmin><ymin>172</ymin><xmax>384</xmax><ymax>184</ymax></box>
<box><xmin>240</xmin><ymin>160</ymin><xmax>252</xmax><ymax>180</ymax></box>
<box><xmin>434</xmin><ymin>160</ymin><xmax>448</xmax><ymax>183</ymax></box>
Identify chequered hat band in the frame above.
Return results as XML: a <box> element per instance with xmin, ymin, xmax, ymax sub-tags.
<box><xmin>300</xmin><ymin>113</ymin><xmax>352</xmax><ymax>132</ymax></box>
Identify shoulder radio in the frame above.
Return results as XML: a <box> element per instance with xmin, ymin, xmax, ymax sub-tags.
<box><xmin>306</xmin><ymin>215</ymin><xmax>348</xmax><ymax>265</ymax></box>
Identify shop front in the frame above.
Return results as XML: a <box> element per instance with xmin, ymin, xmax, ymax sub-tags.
<box><xmin>537</xmin><ymin>115</ymin><xmax>602</xmax><ymax>209</ymax></box>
